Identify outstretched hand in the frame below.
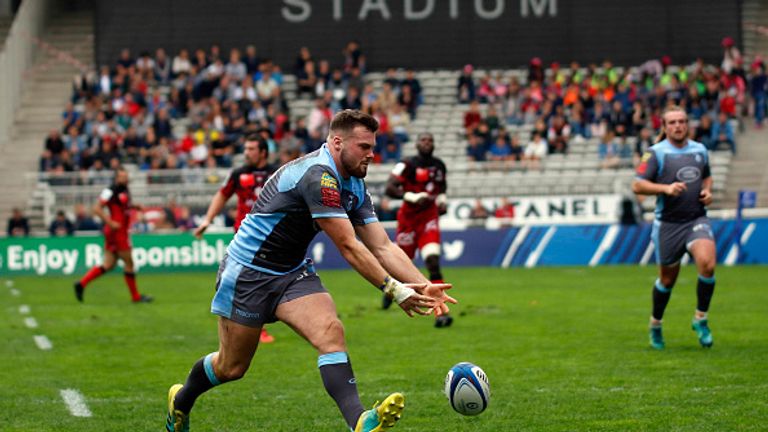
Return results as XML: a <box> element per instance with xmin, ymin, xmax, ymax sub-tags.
<box><xmin>398</xmin><ymin>282</ymin><xmax>457</xmax><ymax>317</ymax></box>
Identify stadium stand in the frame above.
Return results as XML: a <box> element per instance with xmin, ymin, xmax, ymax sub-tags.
<box><xmin>1</xmin><ymin>3</ymin><xmax>762</xmax><ymax>234</ymax></box>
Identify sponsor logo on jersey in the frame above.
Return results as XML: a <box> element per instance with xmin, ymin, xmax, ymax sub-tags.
<box><xmin>321</xmin><ymin>187</ymin><xmax>341</xmax><ymax>208</ymax></box>
<box><xmin>676</xmin><ymin>166</ymin><xmax>701</xmax><ymax>183</ymax></box>
<box><xmin>320</xmin><ymin>172</ymin><xmax>338</xmax><ymax>189</ymax></box>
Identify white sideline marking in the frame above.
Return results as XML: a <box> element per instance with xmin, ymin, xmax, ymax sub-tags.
<box><xmin>24</xmin><ymin>317</ymin><xmax>38</xmax><ymax>329</ymax></box>
<box><xmin>525</xmin><ymin>226</ymin><xmax>557</xmax><ymax>268</ymax></box>
<box><xmin>10</xmin><ymin>288</ymin><xmax>20</xmax><ymax>297</ymax></box>
<box><xmin>725</xmin><ymin>222</ymin><xmax>756</xmax><ymax>266</ymax></box>
<box><xmin>19</xmin><ymin>305</ymin><xmax>30</xmax><ymax>314</ymax></box>
<box><xmin>60</xmin><ymin>389</ymin><xmax>92</xmax><ymax>417</ymax></box>
<box><xmin>590</xmin><ymin>225</ymin><xmax>619</xmax><ymax>267</ymax></box>
<box><xmin>640</xmin><ymin>242</ymin><xmax>655</xmax><ymax>265</ymax></box>
<box><xmin>33</xmin><ymin>335</ymin><xmax>52</xmax><ymax>350</ymax></box>
<box><xmin>501</xmin><ymin>225</ymin><xmax>530</xmax><ymax>268</ymax></box>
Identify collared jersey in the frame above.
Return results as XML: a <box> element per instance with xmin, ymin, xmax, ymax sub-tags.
<box><xmin>219</xmin><ymin>164</ymin><xmax>275</xmax><ymax>231</ymax></box>
<box><xmin>226</xmin><ymin>144</ymin><xmax>378</xmax><ymax>274</ymax></box>
<box><xmin>636</xmin><ymin>139</ymin><xmax>711</xmax><ymax>223</ymax></box>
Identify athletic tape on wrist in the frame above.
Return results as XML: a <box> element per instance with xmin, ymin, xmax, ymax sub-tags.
<box><xmin>380</xmin><ymin>276</ymin><xmax>415</xmax><ymax>304</ymax></box>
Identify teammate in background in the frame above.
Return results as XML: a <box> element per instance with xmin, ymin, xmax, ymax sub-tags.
<box><xmin>632</xmin><ymin>105</ymin><xmax>716</xmax><ymax>350</ymax></box>
<box><xmin>166</xmin><ymin>110</ymin><xmax>456</xmax><ymax>432</ymax></box>
<box><xmin>74</xmin><ymin>167</ymin><xmax>153</xmax><ymax>303</ymax></box>
<box><xmin>194</xmin><ymin>134</ymin><xmax>276</xmax><ymax>343</ymax></box>
<box><xmin>383</xmin><ymin>132</ymin><xmax>452</xmax><ymax>328</ymax></box>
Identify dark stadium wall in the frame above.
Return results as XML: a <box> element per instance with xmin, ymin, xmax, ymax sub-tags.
<box><xmin>95</xmin><ymin>0</ymin><xmax>740</xmax><ymax>70</ymax></box>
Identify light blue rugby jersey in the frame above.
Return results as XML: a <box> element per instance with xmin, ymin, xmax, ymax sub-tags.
<box><xmin>226</xmin><ymin>144</ymin><xmax>378</xmax><ymax>274</ymax></box>
<box><xmin>636</xmin><ymin>139</ymin><xmax>711</xmax><ymax>223</ymax></box>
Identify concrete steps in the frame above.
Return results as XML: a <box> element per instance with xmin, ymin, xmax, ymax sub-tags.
<box><xmin>0</xmin><ymin>8</ymin><xmax>94</xmax><ymax>229</ymax></box>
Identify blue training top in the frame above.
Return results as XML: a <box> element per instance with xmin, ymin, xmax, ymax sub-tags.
<box><xmin>635</xmin><ymin>139</ymin><xmax>711</xmax><ymax>223</ymax></box>
<box><xmin>226</xmin><ymin>144</ymin><xmax>378</xmax><ymax>274</ymax></box>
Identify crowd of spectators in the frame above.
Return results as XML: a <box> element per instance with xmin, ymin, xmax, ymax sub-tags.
<box><xmin>39</xmin><ymin>40</ymin><xmax>425</xmax><ymax>179</ymax></box>
<box><xmin>461</xmin><ymin>38</ymin><xmax>767</xmax><ymax>167</ymax></box>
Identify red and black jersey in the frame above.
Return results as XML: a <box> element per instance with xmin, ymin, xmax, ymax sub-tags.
<box><xmin>220</xmin><ymin>164</ymin><xmax>275</xmax><ymax>230</ymax></box>
<box><xmin>390</xmin><ymin>155</ymin><xmax>447</xmax><ymax>217</ymax></box>
<box><xmin>98</xmin><ymin>184</ymin><xmax>131</xmax><ymax>232</ymax></box>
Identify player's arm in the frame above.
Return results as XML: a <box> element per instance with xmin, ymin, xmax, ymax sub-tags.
<box><xmin>93</xmin><ymin>189</ymin><xmax>119</xmax><ymax>229</ymax></box>
<box><xmin>195</xmin><ymin>174</ymin><xmax>236</xmax><ymax>238</ymax></box>
<box><xmin>317</xmin><ymin>217</ymin><xmax>436</xmax><ymax>317</ymax></box>
<box><xmin>437</xmin><ymin>160</ymin><xmax>448</xmax><ymax>214</ymax></box>
<box><xmin>632</xmin><ymin>179</ymin><xmax>686</xmax><ymax>196</ymax></box>
<box><xmin>386</xmin><ymin>162</ymin><xmax>431</xmax><ymax>205</ymax></box>
<box><xmin>194</xmin><ymin>190</ymin><xmax>231</xmax><ymax>239</ymax></box>
<box><xmin>699</xmin><ymin>175</ymin><xmax>713</xmax><ymax>205</ymax></box>
<box><xmin>354</xmin><ymin>220</ymin><xmax>456</xmax><ymax>316</ymax></box>
<box><xmin>631</xmin><ymin>150</ymin><xmax>686</xmax><ymax>197</ymax></box>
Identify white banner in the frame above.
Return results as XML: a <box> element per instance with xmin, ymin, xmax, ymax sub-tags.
<box><xmin>444</xmin><ymin>195</ymin><xmax>623</xmax><ymax>225</ymax></box>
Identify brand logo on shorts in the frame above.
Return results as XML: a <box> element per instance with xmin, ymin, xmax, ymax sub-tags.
<box><xmin>692</xmin><ymin>223</ymin><xmax>713</xmax><ymax>237</ymax></box>
<box><xmin>235</xmin><ymin>308</ymin><xmax>260</xmax><ymax>319</ymax></box>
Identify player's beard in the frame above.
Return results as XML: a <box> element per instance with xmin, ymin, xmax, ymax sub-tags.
<box><xmin>341</xmin><ymin>148</ymin><xmax>370</xmax><ymax>178</ymax></box>
<box><xmin>668</xmin><ymin>128</ymin><xmax>688</xmax><ymax>145</ymax></box>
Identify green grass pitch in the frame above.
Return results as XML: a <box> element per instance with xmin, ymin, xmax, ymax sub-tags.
<box><xmin>1</xmin><ymin>265</ymin><xmax>767</xmax><ymax>431</ymax></box>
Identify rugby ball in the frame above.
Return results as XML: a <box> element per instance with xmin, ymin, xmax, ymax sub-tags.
<box><xmin>444</xmin><ymin>362</ymin><xmax>490</xmax><ymax>416</ymax></box>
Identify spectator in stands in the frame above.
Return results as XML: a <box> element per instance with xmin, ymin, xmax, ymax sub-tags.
<box><xmin>117</xmin><ymin>48</ymin><xmax>134</xmax><ymax>69</ymax></box>
<box><xmin>494</xmin><ymin>198</ymin><xmax>515</xmax><ymax>223</ymax></box>
<box><xmin>154</xmin><ymin>48</ymin><xmax>171</xmax><ymax>84</ymax></box>
<box><xmin>599</xmin><ymin>130</ymin><xmax>621</xmax><ymax>169</ymax></box>
<box><xmin>469</xmin><ymin>199</ymin><xmax>489</xmax><ymax>220</ymax></box>
<box><xmin>49</xmin><ymin>210</ymin><xmax>75</xmax><ymax>237</ymax></box>
<box><xmin>225</xmin><ymin>48</ymin><xmax>247</xmax><ymax>82</ymax></box>
<box><xmin>389</xmin><ymin>103</ymin><xmax>410</xmax><ymax>143</ymax></box>
<box><xmin>7</xmin><ymin>208</ymin><xmax>29</xmax><ymax>237</ymax></box>
<box><xmin>297</xmin><ymin>60</ymin><xmax>318</xmax><ymax>98</ymax></box>
<box><xmin>378</xmin><ymin>81</ymin><xmax>397</xmax><ymax>113</ymax></box>
<box><xmin>342</xmin><ymin>40</ymin><xmax>365</xmax><ymax>72</ymax></box>
<box><xmin>721</xmin><ymin>36</ymin><xmax>743</xmax><ymax>76</ymax></box>
<box><xmin>694</xmin><ymin>115</ymin><xmax>715</xmax><ymax>150</ymax></box>
<box><xmin>73</xmin><ymin>203</ymin><xmax>101</xmax><ymax>231</ymax></box>
<box><xmin>243</xmin><ymin>45</ymin><xmax>261</xmax><ymax>75</ymax></box>
<box><xmin>457</xmin><ymin>64</ymin><xmax>476</xmax><ymax>103</ymax></box>
<box><xmin>509</xmin><ymin>135</ymin><xmax>524</xmax><ymax>164</ymax></box>
<box><xmin>466</xmin><ymin>134</ymin><xmax>487</xmax><ymax>162</ymax></box>
<box><xmin>488</xmin><ymin>135</ymin><xmax>512</xmax><ymax>167</ymax></box>
<box><xmin>398</xmin><ymin>84</ymin><xmax>418</xmax><ymax>119</ymax></box>
<box><xmin>340</xmin><ymin>86</ymin><xmax>362</xmax><ymax>111</ymax></box>
<box><xmin>524</xmin><ymin>131</ymin><xmax>548</xmax><ymax>169</ymax></box>
<box><xmin>547</xmin><ymin>115</ymin><xmax>571</xmax><ymax>154</ymax></box>
<box><xmin>711</xmin><ymin>111</ymin><xmax>736</xmax><ymax>153</ymax></box>
<box><xmin>751</xmin><ymin>61</ymin><xmax>767</xmax><ymax>128</ymax></box>
<box><xmin>634</xmin><ymin>127</ymin><xmax>655</xmax><ymax>167</ymax></box>
<box><xmin>464</xmin><ymin>100</ymin><xmax>482</xmax><ymax>136</ymax></box>
<box><xmin>401</xmin><ymin>69</ymin><xmax>422</xmax><ymax>106</ymax></box>
<box><xmin>41</xmin><ymin>129</ymin><xmax>65</xmax><ymax>171</ymax></box>
<box><xmin>378</xmin><ymin>131</ymin><xmax>402</xmax><ymax>163</ymax></box>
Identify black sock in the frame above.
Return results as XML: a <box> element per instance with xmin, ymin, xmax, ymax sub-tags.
<box><xmin>652</xmin><ymin>279</ymin><xmax>673</xmax><ymax>321</ymax></box>
<box><xmin>318</xmin><ymin>352</ymin><xmax>364</xmax><ymax>429</ymax></box>
<box><xmin>696</xmin><ymin>275</ymin><xmax>716</xmax><ymax>313</ymax></box>
<box><xmin>174</xmin><ymin>352</ymin><xmax>221</xmax><ymax>414</ymax></box>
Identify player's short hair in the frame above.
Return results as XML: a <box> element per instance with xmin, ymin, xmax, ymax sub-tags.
<box><xmin>245</xmin><ymin>133</ymin><xmax>269</xmax><ymax>156</ymax></box>
<box><xmin>329</xmin><ymin>110</ymin><xmax>379</xmax><ymax>137</ymax></box>
<box><xmin>417</xmin><ymin>132</ymin><xmax>434</xmax><ymax>141</ymax></box>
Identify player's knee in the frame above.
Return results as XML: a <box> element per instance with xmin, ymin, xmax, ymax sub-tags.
<box><xmin>216</xmin><ymin>360</ymin><xmax>250</xmax><ymax>382</ymax></box>
<box><xmin>699</xmin><ymin>260</ymin><xmax>716</xmax><ymax>277</ymax></box>
<box><xmin>317</xmin><ymin>318</ymin><xmax>345</xmax><ymax>352</ymax></box>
